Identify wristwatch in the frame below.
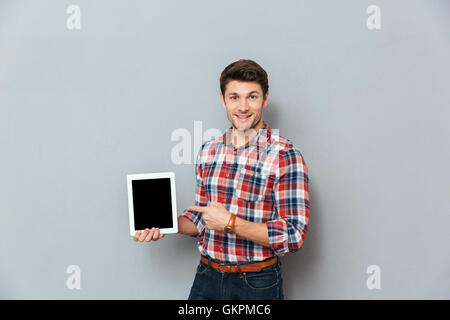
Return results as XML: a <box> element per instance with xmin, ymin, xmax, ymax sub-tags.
<box><xmin>224</xmin><ymin>214</ymin><xmax>237</xmax><ymax>234</ymax></box>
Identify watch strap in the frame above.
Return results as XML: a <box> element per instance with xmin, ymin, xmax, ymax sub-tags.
<box><xmin>225</xmin><ymin>214</ymin><xmax>237</xmax><ymax>233</ymax></box>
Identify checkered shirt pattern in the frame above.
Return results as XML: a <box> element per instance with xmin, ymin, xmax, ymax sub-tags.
<box><xmin>181</xmin><ymin>122</ymin><xmax>310</xmax><ymax>263</ymax></box>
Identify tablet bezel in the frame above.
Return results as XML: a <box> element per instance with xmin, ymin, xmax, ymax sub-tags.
<box><xmin>127</xmin><ymin>171</ymin><xmax>178</xmax><ymax>236</ymax></box>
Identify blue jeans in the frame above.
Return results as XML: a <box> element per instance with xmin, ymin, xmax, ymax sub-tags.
<box><xmin>188</xmin><ymin>257</ymin><xmax>284</xmax><ymax>300</ymax></box>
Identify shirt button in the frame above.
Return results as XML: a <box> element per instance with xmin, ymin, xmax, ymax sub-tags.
<box><xmin>226</xmin><ymin>173</ymin><xmax>229</xmax><ymax>178</ymax></box>
<box><xmin>220</xmin><ymin>247</ymin><xmax>223</xmax><ymax>252</ymax></box>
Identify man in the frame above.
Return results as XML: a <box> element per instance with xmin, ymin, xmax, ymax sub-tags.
<box><xmin>133</xmin><ymin>59</ymin><xmax>310</xmax><ymax>300</ymax></box>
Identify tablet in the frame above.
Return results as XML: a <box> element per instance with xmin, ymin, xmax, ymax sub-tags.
<box><xmin>127</xmin><ymin>172</ymin><xmax>178</xmax><ymax>236</ymax></box>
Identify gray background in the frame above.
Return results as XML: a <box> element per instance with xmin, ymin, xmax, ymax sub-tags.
<box><xmin>1</xmin><ymin>0</ymin><xmax>449</xmax><ymax>299</ymax></box>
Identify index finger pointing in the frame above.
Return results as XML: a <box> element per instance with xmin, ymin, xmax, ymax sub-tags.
<box><xmin>188</xmin><ymin>206</ymin><xmax>207</xmax><ymax>212</ymax></box>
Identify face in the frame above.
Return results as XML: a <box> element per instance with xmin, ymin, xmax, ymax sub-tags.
<box><xmin>220</xmin><ymin>80</ymin><xmax>269</xmax><ymax>133</ymax></box>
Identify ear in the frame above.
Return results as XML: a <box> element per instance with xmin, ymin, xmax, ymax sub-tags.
<box><xmin>220</xmin><ymin>92</ymin><xmax>227</xmax><ymax>109</ymax></box>
<box><xmin>262</xmin><ymin>91</ymin><xmax>269</xmax><ymax>109</ymax></box>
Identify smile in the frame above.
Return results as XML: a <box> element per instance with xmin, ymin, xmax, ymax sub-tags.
<box><xmin>235</xmin><ymin>114</ymin><xmax>252</xmax><ymax>121</ymax></box>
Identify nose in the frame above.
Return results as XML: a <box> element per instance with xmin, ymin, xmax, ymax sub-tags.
<box><xmin>238</xmin><ymin>102</ymin><xmax>249</xmax><ymax>113</ymax></box>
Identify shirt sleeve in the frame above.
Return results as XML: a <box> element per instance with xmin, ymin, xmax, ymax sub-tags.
<box><xmin>180</xmin><ymin>143</ymin><xmax>208</xmax><ymax>238</ymax></box>
<box><xmin>266</xmin><ymin>147</ymin><xmax>310</xmax><ymax>256</ymax></box>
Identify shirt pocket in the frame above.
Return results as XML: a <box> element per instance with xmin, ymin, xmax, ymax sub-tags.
<box><xmin>236</xmin><ymin>167</ymin><xmax>272</xmax><ymax>202</ymax></box>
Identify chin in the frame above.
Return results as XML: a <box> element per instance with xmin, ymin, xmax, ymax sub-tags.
<box><xmin>233</xmin><ymin>122</ymin><xmax>252</xmax><ymax>131</ymax></box>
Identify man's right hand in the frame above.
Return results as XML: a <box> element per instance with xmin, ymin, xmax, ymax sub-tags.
<box><xmin>133</xmin><ymin>228</ymin><xmax>165</xmax><ymax>242</ymax></box>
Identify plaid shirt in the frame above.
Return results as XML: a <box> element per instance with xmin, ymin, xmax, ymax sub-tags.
<box><xmin>181</xmin><ymin>122</ymin><xmax>310</xmax><ymax>263</ymax></box>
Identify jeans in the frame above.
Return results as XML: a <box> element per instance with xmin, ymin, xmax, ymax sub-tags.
<box><xmin>188</xmin><ymin>257</ymin><xmax>284</xmax><ymax>300</ymax></box>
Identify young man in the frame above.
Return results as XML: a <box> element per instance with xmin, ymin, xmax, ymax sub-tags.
<box><xmin>134</xmin><ymin>59</ymin><xmax>310</xmax><ymax>300</ymax></box>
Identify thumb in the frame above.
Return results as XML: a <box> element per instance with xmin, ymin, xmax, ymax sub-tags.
<box><xmin>211</xmin><ymin>201</ymin><xmax>223</xmax><ymax>207</ymax></box>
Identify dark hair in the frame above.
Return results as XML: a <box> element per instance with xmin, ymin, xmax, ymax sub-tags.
<box><xmin>220</xmin><ymin>59</ymin><xmax>269</xmax><ymax>97</ymax></box>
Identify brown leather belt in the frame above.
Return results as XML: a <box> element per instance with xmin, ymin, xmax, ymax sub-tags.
<box><xmin>200</xmin><ymin>255</ymin><xmax>278</xmax><ymax>273</ymax></box>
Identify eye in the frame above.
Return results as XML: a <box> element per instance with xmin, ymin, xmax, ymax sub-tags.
<box><xmin>250</xmin><ymin>95</ymin><xmax>257</xmax><ymax>99</ymax></box>
<box><xmin>230</xmin><ymin>96</ymin><xmax>238</xmax><ymax>100</ymax></box>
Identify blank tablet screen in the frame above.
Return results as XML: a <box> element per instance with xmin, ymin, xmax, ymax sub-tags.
<box><xmin>131</xmin><ymin>178</ymin><xmax>174</xmax><ymax>230</ymax></box>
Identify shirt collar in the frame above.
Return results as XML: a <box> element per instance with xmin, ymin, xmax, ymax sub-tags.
<box><xmin>222</xmin><ymin>121</ymin><xmax>272</xmax><ymax>149</ymax></box>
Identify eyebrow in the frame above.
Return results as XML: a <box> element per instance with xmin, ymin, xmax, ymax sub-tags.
<box><xmin>227</xmin><ymin>91</ymin><xmax>260</xmax><ymax>96</ymax></box>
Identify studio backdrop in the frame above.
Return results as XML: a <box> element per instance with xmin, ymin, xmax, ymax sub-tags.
<box><xmin>0</xmin><ymin>0</ymin><xmax>449</xmax><ymax>299</ymax></box>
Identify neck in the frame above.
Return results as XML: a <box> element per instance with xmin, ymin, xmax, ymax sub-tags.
<box><xmin>229</xmin><ymin>119</ymin><xmax>264</xmax><ymax>148</ymax></box>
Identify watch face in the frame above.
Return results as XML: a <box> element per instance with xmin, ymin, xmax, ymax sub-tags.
<box><xmin>224</xmin><ymin>227</ymin><xmax>234</xmax><ymax>234</ymax></box>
